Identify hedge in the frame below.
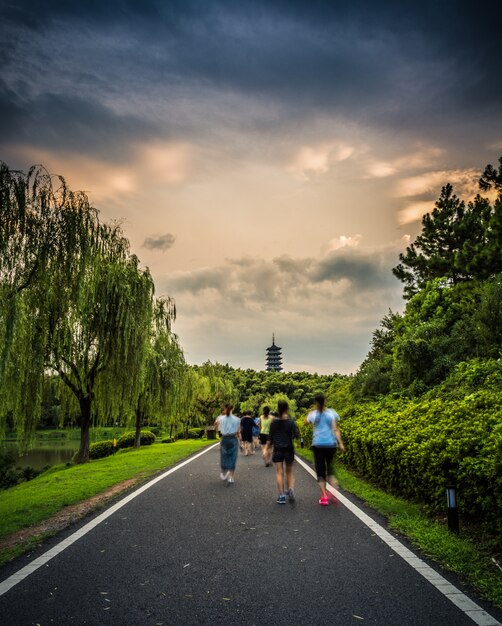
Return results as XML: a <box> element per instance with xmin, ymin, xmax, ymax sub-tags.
<box><xmin>186</xmin><ymin>428</ymin><xmax>204</xmax><ymax>439</ymax></box>
<box><xmin>337</xmin><ymin>391</ymin><xmax>501</xmax><ymax>540</ymax></box>
<box><xmin>117</xmin><ymin>430</ymin><xmax>156</xmax><ymax>449</ymax></box>
<box><xmin>89</xmin><ymin>440</ymin><xmax>115</xmax><ymax>460</ymax></box>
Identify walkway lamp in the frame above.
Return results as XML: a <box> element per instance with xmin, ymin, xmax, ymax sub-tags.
<box><xmin>446</xmin><ymin>485</ymin><xmax>459</xmax><ymax>534</ymax></box>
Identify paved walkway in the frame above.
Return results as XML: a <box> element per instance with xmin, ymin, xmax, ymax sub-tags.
<box><xmin>0</xmin><ymin>444</ymin><xmax>500</xmax><ymax>625</ymax></box>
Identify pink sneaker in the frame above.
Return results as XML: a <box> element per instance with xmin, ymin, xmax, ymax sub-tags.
<box><xmin>319</xmin><ymin>496</ymin><xmax>328</xmax><ymax>506</ymax></box>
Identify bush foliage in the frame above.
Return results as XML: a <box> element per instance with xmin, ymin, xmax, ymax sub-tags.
<box><xmin>186</xmin><ymin>428</ymin><xmax>204</xmax><ymax>439</ymax></box>
<box><xmin>327</xmin><ymin>362</ymin><xmax>502</xmax><ymax>541</ymax></box>
<box><xmin>89</xmin><ymin>440</ymin><xmax>115</xmax><ymax>460</ymax></box>
<box><xmin>0</xmin><ymin>452</ymin><xmax>43</xmax><ymax>489</ymax></box>
<box><xmin>117</xmin><ymin>430</ymin><xmax>156</xmax><ymax>449</ymax></box>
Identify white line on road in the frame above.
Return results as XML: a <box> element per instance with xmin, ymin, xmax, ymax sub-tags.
<box><xmin>0</xmin><ymin>443</ymin><xmax>219</xmax><ymax>598</ymax></box>
<box><xmin>295</xmin><ymin>455</ymin><xmax>501</xmax><ymax>626</ymax></box>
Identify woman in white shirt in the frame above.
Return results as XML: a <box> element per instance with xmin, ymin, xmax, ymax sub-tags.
<box><xmin>214</xmin><ymin>404</ymin><xmax>241</xmax><ymax>485</ymax></box>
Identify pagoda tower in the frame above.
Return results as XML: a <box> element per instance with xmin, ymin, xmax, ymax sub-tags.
<box><xmin>266</xmin><ymin>334</ymin><xmax>283</xmax><ymax>372</ymax></box>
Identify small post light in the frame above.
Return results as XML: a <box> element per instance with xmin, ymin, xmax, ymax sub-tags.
<box><xmin>446</xmin><ymin>485</ymin><xmax>459</xmax><ymax>534</ymax></box>
<box><xmin>300</xmin><ymin>437</ymin><xmax>304</xmax><ymax>449</ymax></box>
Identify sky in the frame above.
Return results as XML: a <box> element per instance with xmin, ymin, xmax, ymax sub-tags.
<box><xmin>1</xmin><ymin>0</ymin><xmax>501</xmax><ymax>374</ymax></box>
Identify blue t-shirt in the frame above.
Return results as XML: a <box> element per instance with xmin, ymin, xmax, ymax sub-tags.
<box><xmin>217</xmin><ymin>414</ymin><xmax>241</xmax><ymax>435</ymax></box>
<box><xmin>307</xmin><ymin>408</ymin><xmax>339</xmax><ymax>447</ymax></box>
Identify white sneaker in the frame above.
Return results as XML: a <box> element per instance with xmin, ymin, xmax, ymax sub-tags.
<box><xmin>220</xmin><ymin>471</ymin><xmax>229</xmax><ymax>481</ymax></box>
<box><xmin>227</xmin><ymin>477</ymin><xmax>234</xmax><ymax>485</ymax></box>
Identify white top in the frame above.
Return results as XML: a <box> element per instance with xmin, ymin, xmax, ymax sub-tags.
<box><xmin>216</xmin><ymin>413</ymin><xmax>241</xmax><ymax>435</ymax></box>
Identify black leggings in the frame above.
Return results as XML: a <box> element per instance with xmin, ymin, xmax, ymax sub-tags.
<box><xmin>312</xmin><ymin>446</ymin><xmax>336</xmax><ymax>481</ymax></box>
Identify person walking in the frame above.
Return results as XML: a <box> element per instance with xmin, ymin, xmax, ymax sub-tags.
<box><xmin>306</xmin><ymin>393</ymin><xmax>345</xmax><ymax>506</ymax></box>
<box><xmin>214</xmin><ymin>404</ymin><xmax>241</xmax><ymax>485</ymax></box>
<box><xmin>252</xmin><ymin>416</ymin><xmax>260</xmax><ymax>451</ymax></box>
<box><xmin>259</xmin><ymin>406</ymin><xmax>274</xmax><ymax>466</ymax></box>
<box><xmin>240</xmin><ymin>410</ymin><xmax>256</xmax><ymax>455</ymax></box>
<box><xmin>268</xmin><ymin>400</ymin><xmax>299</xmax><ymax>504</ymax></box>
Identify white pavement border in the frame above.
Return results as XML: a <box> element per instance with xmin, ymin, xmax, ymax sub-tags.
<box><xmin>295</xmin><ymin>455</ymin><xmax>501</xmax><ymax>626</ymax></box>
<box><xmin>0</xmin><ymin>443</ymin><xmax>219</xmax><ymax>598</ymax></box>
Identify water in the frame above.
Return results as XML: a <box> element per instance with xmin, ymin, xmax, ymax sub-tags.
<box><xmin>1</xmin><ymin>440</ymin><xmax>78</xmax><ymax>470</ymax></box>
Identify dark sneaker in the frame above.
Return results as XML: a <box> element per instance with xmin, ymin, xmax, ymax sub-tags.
<box><xmin>287</xmin><ymin>488</ymin><xmax>295</xmax><ymax>502</ymax></box>
<box><xmin>276</xmin><ymin>494</ymin><xmax>286</xmax><ymax>504</ymax></box>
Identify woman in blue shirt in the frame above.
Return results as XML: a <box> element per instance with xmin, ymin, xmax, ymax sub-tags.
<box><xmin>306</xmin><ymin>393</ymin><xmax>345</xmax><ymax>506</ymax></box>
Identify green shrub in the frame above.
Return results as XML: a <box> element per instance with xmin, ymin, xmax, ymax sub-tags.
<box><xmin>89</xmin><ymin>440</ymin><xmax>115</xmax><ymax>460</ymax></box>
<box><xmin>340</xmin><ymin>387</ymin><xmax>502</xmax><ymax>543</ymax></box>
<box><xmin>186</xmin><ymin>428</ymin><xmax>204</xmax><ymax>439</ymax></box>
<box><xmin>161</xmin><ymin>437</ymin><xmax>175</xmax><ymax>444</ymax></box>
<box><xmin>148</xmin><ymin>427</ymin><xmax>161</xmax><ymax>436</ymax></box>
<box><xmin>296</xmin><ymin>417</ymin><xmax>313</xmax><ymax>449</ymax></box>
<box><xmin>117</xmin><ymin>430</ymin><xmax>156</xmax><ymax>449</ymax></box>
<box><xmin>0</xmin><ymin>452</ymin><xmax>43</xmax><ymax>489</ymax></box>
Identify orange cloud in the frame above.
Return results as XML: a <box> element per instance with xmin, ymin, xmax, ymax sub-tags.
<box><xmin>289</xmin><ymin>141</ymin><xmax>355</xmax><ymax>180</ymax></box>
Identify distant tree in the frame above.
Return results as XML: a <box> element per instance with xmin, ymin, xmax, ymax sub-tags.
<box><xmin>133</xmin><ymin>297</ymin><xmax>187</xmax><ymax>446</ymax></box>
<box><xmin>479</xmin><ymin>156</ymin><xmax>502</xmax><ymax>193</ymax></box>
<box><xmin>260</xmin><ymin>393</ymin><xmax>297</xmax><ymax>417</ymax></box>
<box><xmin>475</xmin><ymin>274</ymin><xmax>502</xmax><ymax>357</ymax></box>
<box><xmin>394</xmin><ymin>157</ymin><xmax>502</xmax><ymax>298</ymax></box>
<box><xmin>187</xmin><ymin>362</ymin><xmax>236</xmax><ymax>432</ymax></box>
<box><xmin>351</xmin><ymin>311</ymin><xmax>400</xmax><ymax>398</ymax></box>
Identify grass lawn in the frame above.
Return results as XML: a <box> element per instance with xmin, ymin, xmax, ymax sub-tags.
<box><xmin>296</xmin><ymin>448</ymin><xmax>502</xmax><ymax>609</ymax></box>
<box><xmin>0</xmin><ymin>440</ymin><xmax>215</xmax><ymax>542</ymax></box>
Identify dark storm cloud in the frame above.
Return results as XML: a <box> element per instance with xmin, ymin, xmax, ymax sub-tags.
<box><xmin>167</xmin><ymin>267</ymin><xmax>230</xmax><ymax>294</ymax></box>
<box><xmin>311</xmin><ymin>252</ymin><xmax>394</xmax><ymax>290</ymax></box>
<box><xmin>143</xmin><ymin>233</ymin><xmax>176</xmax><ymax>251</ymax></box>
<box><xmin>1</xmin><ymin>0</ymin><xmax>500</xmax><ymax>156</ymax></box>
<box><xmin>165</xmin><ymin>249</ymin><xmax>395</xmax><ymax>303</ymax></box>
<box><xmin>0</xmin><ymin>81</ymin><xmax>158</xmax><ymax>160</ymax></box>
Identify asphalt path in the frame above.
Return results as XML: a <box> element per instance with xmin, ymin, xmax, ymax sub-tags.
<box><xmin>0</xmin><ymin>444</ymin><xmax>501</xmax><ymax>626</ymax></box>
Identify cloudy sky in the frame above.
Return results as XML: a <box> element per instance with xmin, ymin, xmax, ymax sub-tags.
<box><xmin>1</xmin><ymin>1</ymin><xmax>501</xmax><ymax>373</ymax></box>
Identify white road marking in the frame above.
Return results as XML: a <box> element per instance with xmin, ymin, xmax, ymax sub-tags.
<box><xmin>295</xmin><ymin>455</ymin><xmax>500</xmax><ymax>626</ymax></box>
<box><xmin>0</xmin><ymin>443</ymin><xmax>219</xmax><ymax>597</ymax></box>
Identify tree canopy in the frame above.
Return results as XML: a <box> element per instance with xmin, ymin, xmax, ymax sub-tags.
<box><xmin>355</xmin><ymin>156</ymin><xmax>502</xmax><ymax>398</ymax></box>
<box><xmin>393</xmin><ymin>158</ymin><xmax>502</xmax><ymax>298</ymax></box>
<box><xmin>0</xmin><ymin>163</ymin><xmax>188</xmax><ymax>462</ymax></box>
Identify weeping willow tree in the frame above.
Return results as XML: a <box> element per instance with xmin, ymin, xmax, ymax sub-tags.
<box><xmin>0</xmin><ymin>163</ymin><xmax>156</xmax><ymax>462</ymax></box>
<box><xmin>184</xmin><ymin>362</ymin><xmax>237</xmax><ymax>432</ymax></box>
<box><xmin>132</xmin><ymin>296</ymin><xmax>189</xmax><ymax>447</ymax></box>
<box><xmin>0</xmin><ymin>163</ymin><xmax>101</xmax><ymax>445</ymax></box>
<box><xmin>50</xmin><ymin>237</ymin><xmax>154</xmax><ymax>463</ymax></box>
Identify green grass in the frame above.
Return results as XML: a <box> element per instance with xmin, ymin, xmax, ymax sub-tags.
<box><xmin>31</xmin><ymin>427</ymin><xmax>130</xmax><ymax>441</ymax></box>
<box><xmin>0</xmin><ymin>440</ymin><xmax>214</xmax><ymax>542</ymax></box>
<box><xmin>296</xmin><ymin>448</ymin><xmax>502</xmax><ymax>608</ymax></box>
<box><xmin>4</xmin><ymin>426</ymin><xmax>143</xmax><ymax>442</ymax></box>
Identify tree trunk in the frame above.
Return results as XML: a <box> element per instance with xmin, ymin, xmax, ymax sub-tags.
<box><xmin>134</xmin><ymin>407</ymin><xmax>142</xmax><ymax>448</ymax></box>
<box><xmin>74</xmin><ymin>396</ymin><xmax>92</xmax><ymax>464</ymax></box>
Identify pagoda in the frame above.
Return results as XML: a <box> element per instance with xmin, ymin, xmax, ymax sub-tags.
<box><xmin>266</xmin><ymin>334</ymin><xmax>283</xmax><ymax>372</ymax></box>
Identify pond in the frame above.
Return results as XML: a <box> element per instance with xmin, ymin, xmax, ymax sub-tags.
<box><xmin>1</xmin><ymin>440</ymin><xmax>78</xmax><ymax>470</ymax></box>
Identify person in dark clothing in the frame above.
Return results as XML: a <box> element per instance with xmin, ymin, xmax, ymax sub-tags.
<box><xmin>240</xmin><ymin>410</ymin><xmax>256</xmax><ymax>456</ymax></box>
<box><xmin>267</xmin><ymin>400</ymin><xmax>299</xmax><ymax>504</ymax></box>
